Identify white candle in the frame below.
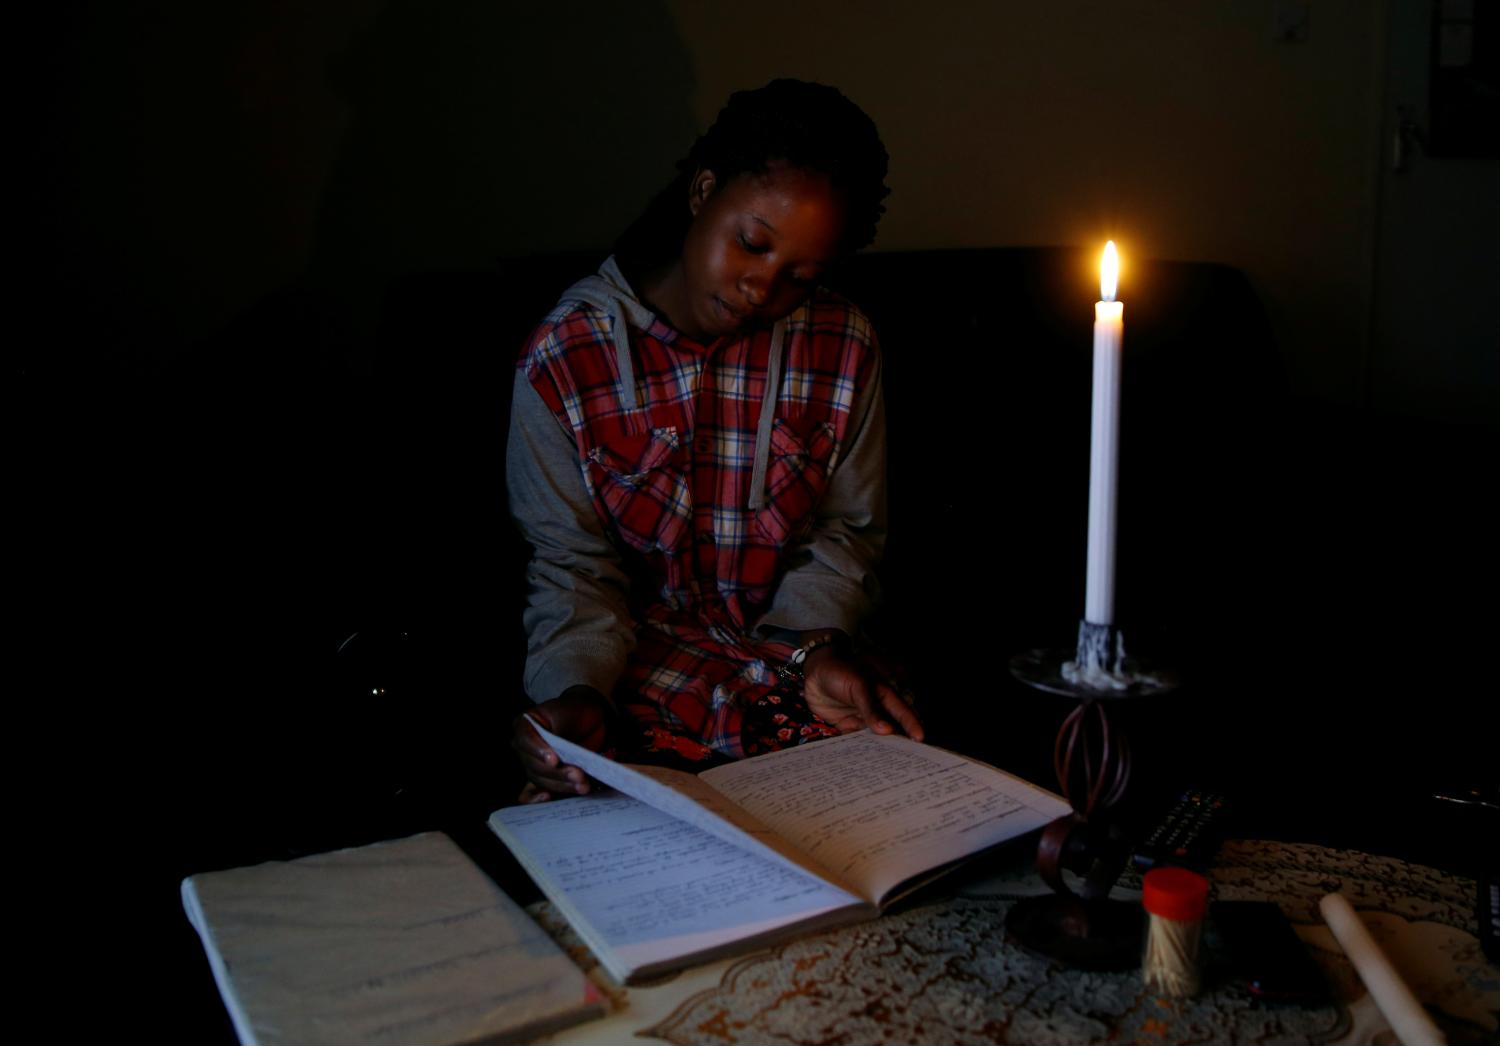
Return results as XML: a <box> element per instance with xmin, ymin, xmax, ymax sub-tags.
<box><xmin>1319</xmin><ymin>893</ymin><xmax>1445</xmax><ymax>1046</ymax></box>
<box><xmin>1085</xmin><ymin>241</ymin><xmax>1123</xmax><ymax>625</ymax></box>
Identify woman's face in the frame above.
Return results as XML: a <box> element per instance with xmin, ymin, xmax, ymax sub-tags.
<box><xmin>673</xmin><ymin>164</ymin><xmax>848</xmax><ymax>342</ymax></box>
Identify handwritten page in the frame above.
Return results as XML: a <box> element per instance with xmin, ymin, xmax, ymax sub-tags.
<box><xmin>700</xmin><ymin>731</ymin><xmax>1071</xmax><ymax>903</ymax></box>
<box><xmin>181</xmin><ymin>832</ymin><xmax>603</xmax><ymax>1046</ymax></box>
<box><xmin>530</xmin><ymin>718</ymin><xmax>851</xmax><ymax>892</ymax></box>
<box><xmin>489</xmin><ymin>792</ymin><xmax>864</xmax><ymax>983</ymax></box>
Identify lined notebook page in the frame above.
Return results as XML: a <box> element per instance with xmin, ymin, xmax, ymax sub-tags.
<box><xmin>490</xmin><ymin>792</ymin><xmax>862</xmax><ymax>981</ymax></box>
<box><xmin>701</xmin><ymin>731</ymin><xmax>1070</xmax><ymax>902</ymax></box>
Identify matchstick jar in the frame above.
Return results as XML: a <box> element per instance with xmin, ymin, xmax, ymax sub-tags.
<box><xmin>1141</xmin><ymin>867</ymin><xmax>1210</xmax><ymax>996</ymax></box>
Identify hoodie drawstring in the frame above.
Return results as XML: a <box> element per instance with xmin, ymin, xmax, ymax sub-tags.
<box><xmin>747</xmin><ymin>319</ymin><xmax>786</xmax><ymax>511</ymax></box>
<box><xmin>609</xmin><ymin>304</ymin><xmax>639</xmax><ymax>412</ymax></box>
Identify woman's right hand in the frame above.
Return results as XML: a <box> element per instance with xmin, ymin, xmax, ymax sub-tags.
<box><xmin>510</xmin><ymin>685</ymin><xmax>615</xmax><ymax>803</ymax></box>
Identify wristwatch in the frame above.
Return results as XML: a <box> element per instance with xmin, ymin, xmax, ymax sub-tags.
<box><xmin>777</xmin><ymin>632</ymin><xmax>848</xmax><ymax>683</ymax></box>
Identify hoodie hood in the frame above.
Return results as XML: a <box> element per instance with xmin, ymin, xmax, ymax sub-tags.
<box><xmin>556</xmin><ymin>255</ymin><xmax>791</xmax><ymax>511</ymax></box>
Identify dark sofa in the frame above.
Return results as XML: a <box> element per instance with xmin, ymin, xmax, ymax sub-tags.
<box><xmin>350</xmin><ymin>246</ymin><xmax>1279</xmax><ymax>691</ymax></box>
<box><xmin>349</xmin><ymin>246</ymin><xmax>1285</xmax><ymax>785</ymax></box>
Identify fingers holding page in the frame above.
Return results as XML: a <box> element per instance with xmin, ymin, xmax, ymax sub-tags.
<box><xmin>510</xmin><ymin>710</ymin><xmax>592</xmax><ymax>797</ymax></box>
<box><xmin>876</xmin><ymin>682</ymin><xmax>924</xmax><ymax>742</ymax></box>
<box><xmin>804</xmin><ymin>653</ymin><xmax>916</xmax><ymax>738</ymax></box>
<box><xmin>847</xmin><ymin>675</ymin><xmax>893</xmax><ymax>735</ymax></box>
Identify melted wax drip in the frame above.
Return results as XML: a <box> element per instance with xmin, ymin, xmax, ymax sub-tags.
<box><xmin>1062</xmin><ymin>620</ymin><xmax>1156</xmax><ymax>692</ymax></box>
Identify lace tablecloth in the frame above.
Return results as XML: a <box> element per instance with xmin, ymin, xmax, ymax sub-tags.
<box><xmin>531</xmin><ymin>840</ymin><xmax>1498</xmax><ymax>1044</ymax></box>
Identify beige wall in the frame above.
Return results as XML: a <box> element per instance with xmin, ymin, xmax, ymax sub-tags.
<box><xmin>52</xmin><ymin>2</ymin><xmax>1392</xmax><ymax>406</ymax></box>
<box><xmin>671</xmin><ymin>1</ymin><xmax>1387</xmax><ymax>404</ymax></box>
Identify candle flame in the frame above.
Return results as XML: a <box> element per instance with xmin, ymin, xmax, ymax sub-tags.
<box><xmin>1100</xmin><ymin>241</ymin><xmax>1118</xmax><ymax>302</ymax></box>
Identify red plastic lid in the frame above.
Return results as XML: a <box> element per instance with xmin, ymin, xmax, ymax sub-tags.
<box><xmin>1142</xmin><ymin>867</ymin><xmax>1209</xmax><ymax>921</ymax></box>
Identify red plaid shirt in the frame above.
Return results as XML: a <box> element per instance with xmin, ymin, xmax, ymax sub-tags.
<box><xmin>515</xmin><ymin>263</ymin><xmax>885</xmax><ymax>758</ymax></box>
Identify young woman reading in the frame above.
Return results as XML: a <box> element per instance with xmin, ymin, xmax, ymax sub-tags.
<box><xmin>507</xmin><ymin>79</ymin><xmax>920</xmax><ymax>801</ymax></box>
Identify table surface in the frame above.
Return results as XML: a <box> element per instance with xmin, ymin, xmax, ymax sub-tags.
<box><xmin>153</xmin><ymin>663</ymin><xmax>1498</xmax><ymax>1044</ymax></box>
<box><xmin>527</xmin><ymin>838</ymin><xmax>1497</xmax><ymax>1045</ymax></box>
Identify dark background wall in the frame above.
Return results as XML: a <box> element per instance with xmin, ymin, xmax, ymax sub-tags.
<box><xmin>29</xmin><ymin>6</ymin><xmax>1497</xmax><ymax>704</ymax></box>
<box><xmin>38</xmin><ymin>1</ymin><xmax>697</xmax><ymax>371</ymax></box>
<box><xmin>28</xmin><ymin>0</ymin><xmax>1498</xmax><ymax>777</ymax></box>
<box><xmin>37</xmin><ymin>1</ymin><xmax>1494</xmax><ymax>410</ymax></box>
<box><xmin>30</xmin><ymin>0</ymin><xmax>1496</xmax><ymax>708</ymax></box>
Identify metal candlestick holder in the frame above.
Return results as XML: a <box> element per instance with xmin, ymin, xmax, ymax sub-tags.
<box><xmin>1004</xmin><ymin>620</ymin><xmax>1178</xmax><ymax>969</ymax></box>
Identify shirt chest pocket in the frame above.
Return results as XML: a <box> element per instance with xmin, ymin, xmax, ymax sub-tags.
<box><xmin>754</xmin><ymin>416</ymin><xmax>838</xmax><ymax>547</ymax></box>
<box><xmin>586</xmin><ymin>427</ymin><xmax>692</xmax><ymax>554</ymax></box>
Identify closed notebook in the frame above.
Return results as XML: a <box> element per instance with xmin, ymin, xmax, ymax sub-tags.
<box><xmin>182</xmin><ymin>831</ymin><xmax>604</xmax><ymax>1046</ymax></box>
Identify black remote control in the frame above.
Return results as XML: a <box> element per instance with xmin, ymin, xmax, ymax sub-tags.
<box><xmin>1132</xmin><ymin>788</ymin><xmax>1228</xmax><ymax>872</ymax></box>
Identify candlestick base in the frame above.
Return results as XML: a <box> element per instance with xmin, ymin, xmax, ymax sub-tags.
<box><xmin>1004</xmin><ymin>623</ymin><xmax>1178</xmax><ymax>968</ymax></box>
<box><xmin>1006</xmin><ymin>895</ymin><xmax>1144</xmax><ymax>971</ymax></box>
<box><xmin>1009</xmin><ymin>622</ymin><xmax>1178</xmax><ymax>700</ymax></box>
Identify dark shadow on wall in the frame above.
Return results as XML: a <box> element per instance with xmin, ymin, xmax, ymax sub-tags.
<box><xmin>34</xmin><ymin>1</ymin><xmax>697</xmax><ymax>374</ymax></box>
<box><xmin>310</xmin><ymin>0</ymin><xmax>698</xmax><ymax>321</ymax></box>
<box><xmin>28</xmin><ymin>10</ymin><xmax>696</xmax><ymax>1035</ymax></box>
<box><xmin>265</xmin><ymin>0</ymin><xmax>701</xmax><ymax>645</ymax></box>
<box><xmin>33</xmin><ymin>0</ymin><xmax>697</xmax><ymax>697</ymax></box>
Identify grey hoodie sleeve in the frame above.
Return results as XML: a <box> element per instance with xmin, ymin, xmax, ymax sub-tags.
<box><xmin>755</xmin><ymin>350</ymin><xmax>888</xmax><ymax>637</ymax></box>
<box><xmin>506</xmin><ymin>376</ymin><xmax>636</xmax><ymax>702</ymax></box>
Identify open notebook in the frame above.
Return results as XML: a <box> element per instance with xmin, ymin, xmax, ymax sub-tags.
<box><xmin>490</xmin><ymin>727</ymin><xmax>1069</xmax><ymax>983</ymax></box>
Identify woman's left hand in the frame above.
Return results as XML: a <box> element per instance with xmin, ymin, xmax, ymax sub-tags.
<box><xmin>803</xmin><ymin>650</ymin><xmax>924</xmax><ymax>741</ymax></box>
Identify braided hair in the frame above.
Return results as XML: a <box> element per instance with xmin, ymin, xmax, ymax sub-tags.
<box><xmin>616</xmin><ymin>79</ymin><xmax>890</xmax><ymax>277</ymax></box>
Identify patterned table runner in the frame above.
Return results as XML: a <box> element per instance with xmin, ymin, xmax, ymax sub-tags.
<box><xmin>531</xmin><ymin>840</ymin><xmax>1497</xmax><ymax>1044</ymax></box>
